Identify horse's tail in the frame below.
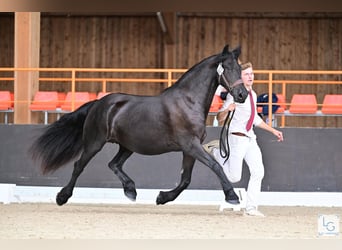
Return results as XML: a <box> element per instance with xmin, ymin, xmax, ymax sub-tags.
<box><xmin>30</xmin><ymin>100</ymin><xmax>97</xmax><ymax>174</ymax></box>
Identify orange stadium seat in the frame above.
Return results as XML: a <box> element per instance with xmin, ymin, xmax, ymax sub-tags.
<box><xmin>288</xmin><ymin>94</ymin><xmax>317</xmax><ymax>114</ymax></box>
<box><xmin>29</xmin><ymin>91</ymin><xmax>60</xmax><ymax>124</ymax></box>
<box><xmin>321</xmin><ymin>94</ymin><xmax>342</xmax><ymax>114</ymax></box>
<box><xmin>275</xmin><ymin>94</ymin><xmax>286</xmax><ymax>113</ymax></box>
<box><xmin>10</xmin><ymin>92</ymin><xmax>14</xmax><ymax>108</ymax></box>
<box><xmin>61</xmin><ymin>92</ymin><xmax>91</xmax><ymax>111</ymax></box>
<box><xmin>97</xmin><ymin>92</ymin><xmax>111</xmax><ymax>99</ymax></box>
<box><xmin>29</xmin><ymin>91</ymin><xmax>59</xmax><ymax>111</ymax></box>
<box><xmin>0</xmin><ymin>91</ymin><xmax>13</xmax><ymax>124</ymax></box>
<box><xmin>209</xmin><ymin>95</ymin><xmax>223</xmax><ymax>113</ymax></box>
<box><xmin>0</xmin><ymin>91</ymin><xmax>12</xmax><ymax>110</ymax></box>
<box><xmin>57</xmin><ymin>92</ymin><xmax>67</xmax><ymax>108</ymax></box>
<box><xmin>89</xmin><ymin>92</ymin><xmax>97</xmax><ymax>101</ymax></box>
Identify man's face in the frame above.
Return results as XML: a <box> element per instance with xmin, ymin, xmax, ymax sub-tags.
<box><xmin>241</xmin><ymin>67</ymin><xmax>254</xmax><ymax>90</ymax></box>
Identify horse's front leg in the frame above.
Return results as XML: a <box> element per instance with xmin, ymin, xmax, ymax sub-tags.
<box><xmin>108</xmin><ymin>146</ymin><xmax>136</xmax><ymax>201</ymax></box>
<box><xmin>191</xmin><ymin>140</ymin><xmax>240</xmax><ymax>204</ymax></box>
<box><xmin>156</xmin><ymin>153</ymin><xmax>195</xmax><ymax>205</ymax></box>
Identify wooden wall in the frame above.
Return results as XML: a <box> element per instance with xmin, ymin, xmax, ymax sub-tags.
<box><xmin>39</xmin><ymin>14</ymin><xmax>166</xmax><ymax>95</ymax></box>
<box><xmin>1</xmin><ymin>12</ymin><xmax>342</xmax><ymax>126</ymax></box>
<box><xmin>175</xmin><ymin>13</ymin><xmax>342</xmax><ymax>127</ymax></box>
<box><xmin>176</xmin><ymin>14</ymin><xmax>342</xmax><ymax>71</ymax></box>
<box><xmin>40</xmin><ymin>16</ymin><xmax>163</xmax><ymax>68</ymax></box>
<box><xmin>0</xmin><ymin>14</ymin><xmax>14</xmax><ymax>90</ymax></box>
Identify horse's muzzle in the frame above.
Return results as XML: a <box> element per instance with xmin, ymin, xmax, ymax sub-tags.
<box><xmin>231</xmin><ymin>80</ymin><xmax>248</xmax><ymax>103</ymax></box>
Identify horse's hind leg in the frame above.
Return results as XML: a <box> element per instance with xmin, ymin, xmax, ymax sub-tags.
<box><xmin>56</xmin><ymin>142</ymin><xmax>104</xmax><ymax>206</ymax></box>
<box><xmin>108</xmin><ymin>146</ymin><xmax>136</xmax><ymax>201</ymax></box>
<box><xmin>156</xmin><ymin>153</ymin><xmax>195</xmax><ymax>205</ymax></box>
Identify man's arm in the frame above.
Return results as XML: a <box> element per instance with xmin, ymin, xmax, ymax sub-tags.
<box><xmin>257</xmin><ymin>120</ymin><xmax>284</xmax><ymax>141</ymax></box>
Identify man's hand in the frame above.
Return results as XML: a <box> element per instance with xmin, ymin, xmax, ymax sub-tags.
<box><xmin>217</xmin><ymin>103</ymin><xmax>235</xmax><ymax>125</ymax></box>
<box><xmin>272</xmin><ymin>129</ymin><xmax>284</xmax><ymax>141</ymax></box>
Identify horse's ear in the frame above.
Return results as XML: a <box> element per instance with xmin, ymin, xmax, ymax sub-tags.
<box><xmin>232</xmin><ymin>46</ymin><xmax>241</xmax><ymax>59</ymax></box>
<box><xmin>222</xmin><ymin>45</ymin><xmax>229</xmax><ymax>55</ymax></box>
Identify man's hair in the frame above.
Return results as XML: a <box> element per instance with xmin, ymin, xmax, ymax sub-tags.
<box><xmin>240</xmin><ymin>62</ymin><xmax>253</xmax><ymax>70</ymax></box>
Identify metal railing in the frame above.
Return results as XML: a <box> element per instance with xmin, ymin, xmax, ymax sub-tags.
<box><xmin>1</xmin><ymin>67</ymin><xmax>342</xmax><ymax>126</ymax></box>
<box><xmin>253</xmin><ymin>70</ymin><xmax>342</xmax><ymax>127</ymax></box>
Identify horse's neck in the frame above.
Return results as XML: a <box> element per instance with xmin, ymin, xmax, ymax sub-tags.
<box><xmin>173</xmin><ymin>56</ymin><xmax>218</xmax><ymax>93</ymax></box>
<box><xmin>164</xmin><ymin>66</ymin><xmax>219</xmax><ymax>112</ymax></box>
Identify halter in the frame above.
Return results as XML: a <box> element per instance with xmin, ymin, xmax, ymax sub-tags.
<box><xmin>217</xmin><ymin>62</ymin><xmax>243</xmax><ymax>92</ymax></box>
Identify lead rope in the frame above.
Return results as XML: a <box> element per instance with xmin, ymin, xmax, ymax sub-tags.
<box><xmin>219</xmin><ymin>109</ymin><xmax>235</xmax><ymax>164</ymax></box>
<box><xmin>216</xmin><ymin>62</ymin><xmax>234</xmax><ymax>163</ymax></box>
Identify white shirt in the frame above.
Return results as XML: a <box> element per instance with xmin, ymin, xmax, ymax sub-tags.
<box><xmin>215</xmin><ymin>85</ymin><xmax>226</xmax><ymax>96</ymax></box>
<box><xmin>219</xmin><ymin>90</ymin><xmax>263</xmax><ymax>138</ymax></box>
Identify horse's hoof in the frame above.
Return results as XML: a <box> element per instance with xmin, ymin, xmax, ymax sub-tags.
<box><xmin>124</xmin><ymin>189</ymin><xmax>137</xmax><ymax>202</ymax></box>
<box><xmin>226</xmin><ymin>198</ymin><xmax>240</xmax><ymax>205</ymax></box>
<box><xmin>225</xmin><ymin>189</ymin><xmax>240</xmax><ymax>205</ymax></box>
<box><xmin>156</xmin><ymin>191</ymin><xmax>167</xmax><ymax>205</ymax></box>
<box><xmin>56</xmin><ymin>192</ymin><xmax>69</xmax><ymax>206</ymax></box>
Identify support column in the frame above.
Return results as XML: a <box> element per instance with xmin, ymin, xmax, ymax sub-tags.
<box><xmin>14</xmin><ymin>12</ymin><xmax>40</xmax><ymax>124</ymax></box>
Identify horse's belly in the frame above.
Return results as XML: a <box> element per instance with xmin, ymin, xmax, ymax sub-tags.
<box><xmin>128</xmin><ymin>140</ymin><xmax>179</xmax><ymax>155</ymax></box>
<box><xmin>116</xmin><ymin>132</ymin><xmax>179</xmax><ymax>155</ymax></box>
<box><xmin>135</xmin><ymin>147</ymin><xmax>175</xmax><ymax>155</ymax></box>
<box><xmin>110</xmin><ymin>111</ymin><xmax>183</xmax><ymax>155</ymax></box>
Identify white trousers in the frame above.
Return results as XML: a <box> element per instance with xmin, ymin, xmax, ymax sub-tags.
<box><xmin>212</xmin><ymin>134</ymin><xmax>264</xmax><ymax>210</ymax></box>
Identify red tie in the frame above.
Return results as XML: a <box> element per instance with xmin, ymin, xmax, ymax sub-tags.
<box><xmin>246</xmin><ymin>91</ymin><xmax>255</xmax><ymax>131</ymax></box>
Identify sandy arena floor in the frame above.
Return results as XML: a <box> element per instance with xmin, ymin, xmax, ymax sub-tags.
<box><xmin>0</xmin><ymin>203</ymin><xmax>341</xmax><ymax>239</ymax></box>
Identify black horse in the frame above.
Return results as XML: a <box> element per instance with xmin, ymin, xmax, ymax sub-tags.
<box><xmin>30</xmin><ymin>45</ymin><xmax>248</xmax><ymax>206</ymax></box>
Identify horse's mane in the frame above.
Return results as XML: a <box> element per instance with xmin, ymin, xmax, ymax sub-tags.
<box><xmin>161</xmin><ymin>54</ymin><xmax>218</xmax><ymax>93</ymax></box>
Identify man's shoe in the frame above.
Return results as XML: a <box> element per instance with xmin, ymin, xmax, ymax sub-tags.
<box><xmin>244</xmin><ymin>209</ymin><xmax>265</xmax><ymax>217</ymax></box>
<box><xmin>203</xmin><ymin>140</ymin><xmax>220</xmax><ymax>154</ymax></box>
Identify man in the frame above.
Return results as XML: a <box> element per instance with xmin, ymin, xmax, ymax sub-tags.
<box><xmin>204</xmin><ymin>62</ymin><xmax>283</xmax><ymax>217</ymax></box>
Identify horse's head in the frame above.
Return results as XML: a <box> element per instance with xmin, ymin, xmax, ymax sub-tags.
<box><xmin>217</xmin><ymin>45</ymin><xmax>248</xmax><ymax>103</ymax></box>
